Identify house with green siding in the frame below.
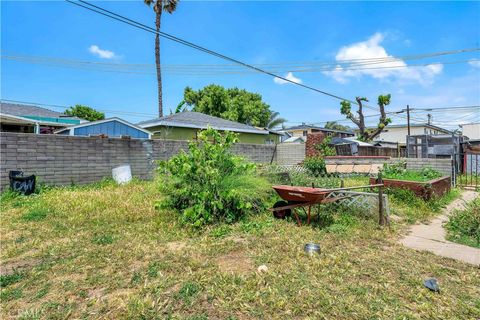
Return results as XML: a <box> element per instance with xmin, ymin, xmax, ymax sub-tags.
<box><xmin>137</xmin><ymin>111</ymin><xmax>280</xmax><ymax>144</ymax></box>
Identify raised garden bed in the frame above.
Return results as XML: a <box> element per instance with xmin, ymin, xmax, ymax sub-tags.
<box><xmin>370</xmin><ymin>176</ymin><xmax>451</xmax><ymax>200</ymax></box>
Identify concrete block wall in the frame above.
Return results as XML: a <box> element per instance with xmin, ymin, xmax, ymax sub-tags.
<box><xmin>405</xmin><ymin>158</ymin><xmax>452</xmax><ymax>176</ymax></box>
<box><xmin>0</xmin><ymin>133</ymin><xmax>275</xmax><ymax>190</ymax></box>
<box><xmin>276</xmin><ymin>143</ymin><xmax>305</xmax><ymax>165</ymax></box>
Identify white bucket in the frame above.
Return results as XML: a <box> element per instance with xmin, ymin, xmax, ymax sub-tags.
<box><xmin>112</xmin><ymin>165</ymin><xmax>132</xmax><ymax>184</ymax></box>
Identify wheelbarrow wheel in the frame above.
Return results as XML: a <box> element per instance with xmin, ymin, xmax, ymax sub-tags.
<box><xmin>272</xmin><ymin>200</ymin><xmax>292</xmax><ymax>219</ymax></box>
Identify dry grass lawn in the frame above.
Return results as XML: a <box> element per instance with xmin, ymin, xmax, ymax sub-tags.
<box><xmin>1</xmin><ymin>180</ymin><xmax>479</xmax><ymax>319</ymax></box>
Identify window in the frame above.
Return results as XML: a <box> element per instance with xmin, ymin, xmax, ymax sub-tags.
<box><xmin>303</xmin><ymin>130</ymin><xmax>308</xmax><ymax>136</ymax></box>
<box><xmin>265</xmin><ymin>139</ymin><xmax>274</xmax><ymax>145</ymax></box>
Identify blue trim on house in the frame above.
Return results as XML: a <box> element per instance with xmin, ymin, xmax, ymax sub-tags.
<box><xmin>70</xmin><ymin>119</ymin><xmax>149</xmax><ymax>139</ymax></box>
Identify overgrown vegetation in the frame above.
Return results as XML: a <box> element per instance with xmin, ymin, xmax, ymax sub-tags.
<box><xmin>445</xmin><ymin>197</ymin><xmax>480</xmax><ymax>248</ymax></box>
<box><xmin>0</xmin><ymin>180</ymin><xmax>477</xmax><ymax>319</ymax></box>
<box><xmin>389</xmin><ymin>188</ymin><xmax>460</xmax><ymax>223</ymax></box>
<box><xmin>303</xmin><ymin>156</ymin><xmax>328</xmax><ymax>177</ymax></box>
<box><xmin>158</xmin><ymin>128</ymin><xmax>272</xmax><ymax>227</ymax></box>
<box><xmin>303</xmin><ymin>136</ymin><xmax>336</xmax><ymax>177</ymax></box>
<box><xmin>382</xmin><ymin>162</ymin><xmax>442</xmax><ymax>182</ymax></box>
<box><xmin>0</xmin><ymin>176</ymin><xmax>477</xmax><ymax>319</ymax></box>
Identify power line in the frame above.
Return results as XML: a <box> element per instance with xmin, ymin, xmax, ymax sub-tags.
<box><xmin>3</xmin><ymin>54</ymin><xmax>478</xmax><ymax>75</ymax></box>
<box><xmin>1</xmin><ymin>99</ymin><xmax>158</xmax><ymax>118</ymax></box>
<box><xmin>65</xmin><ymin>0</ymin><xmax>359</xmax><ymax>105</ymax></box>
<box><xmin>65</xmin><ymin>0</ymin><xmax>423</xmax><ymax>124</ymax></box>
<box><xmin>411</xmin><ymin>105</ymin><xmax>480</xmax><ymax>111</ymax></box>
<box><xmin>65</xmin><ymin>0</ymin><xmax>415</xmax><ymax>122</ymax></box>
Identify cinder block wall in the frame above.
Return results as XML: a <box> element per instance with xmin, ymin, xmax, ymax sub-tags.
<box><xmin>405</xmin><ymin>158</ymin><xmax>452</xmax><ymax>176</ymax></box>
<box><xmin>276</xmin><ymin>143</ymin><xmax>305</xmax><ymax>165</ymax></box>
<box><xmin>0</xmin><ymin>133</ymin><xmax>275</xmax><ymax>190</ymax></box>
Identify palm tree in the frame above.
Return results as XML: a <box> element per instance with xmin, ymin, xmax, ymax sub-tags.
<box><xmin>144</xmin><ymin>0</ymin><xmax>179</xmax><ymax>118</ymax></box>
<box><xmin>267</xmin><ymin>111</ymin><xmax>286</xmax><ymax>129</ymax></box>
<box><xmin>324</xmin><ymin>121</ymin><xmax>350</xmax><ymax>132</ymax></box>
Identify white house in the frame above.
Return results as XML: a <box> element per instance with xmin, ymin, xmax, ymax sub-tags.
<box><xmin>362</xmin><ymin>123</ymin><xmax>452</xmax><ymax>145</ymax></box>
<box><xmin>460</xmin><ymin>122</ymin><xmax>480</xmax><ymax>140</ymax></box>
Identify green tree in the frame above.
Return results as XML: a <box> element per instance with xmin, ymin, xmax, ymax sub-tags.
<box><xmin>324</xmin><ymin>121</ymin><xmax>350</xmax><ymax>132</ymax></box>
<box><xmin>340</xmin><ymin>94</ymin><xmax>392</xmax><ymax>141</ymax></box>
<box><xmin>144</xmin><ymin>0</ymin><xmax>179</xmax><ymax>118</ymax></box>
<box><xmin>65</xmin><ymin>105</ymin><xmax>105</xmax><ymax>121</ymax></box>
<box><xmin>183</xmin><ymin>84</ymin><xmax>273</xmax><ymax>127</ymax></box>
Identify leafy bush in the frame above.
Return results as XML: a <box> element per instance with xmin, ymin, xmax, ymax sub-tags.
<box><xmin>158</xmin><ymin>128</ymin><xmax>271</xmax><ymax>227</ymax></box>
<box><xmin>382</xmin><ymin>162</ymin><xmax>442</xmax><ymax>182</ymax></box>
<box><xmin>303</xmin><ymin>156</ymin><xmax>327</xmax><ymax>177</ymax></box>
<box><xmin>445</xmin><ymin>197</ymin><xmax>480</xmax><ymax>248</ymax></box>
<box><xmin>314</xmin><ymin>136</ymin><xmax>336</xmax><ymax>156</ymax></box>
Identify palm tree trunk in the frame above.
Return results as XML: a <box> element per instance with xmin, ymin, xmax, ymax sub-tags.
<box><xmin>155</xmin><ymin>9</ymin><xmax>163</xmax><ymax>117</ymax></box>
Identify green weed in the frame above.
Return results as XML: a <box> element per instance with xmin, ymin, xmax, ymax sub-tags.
<box><xmin>445</xmin><ymin>197</ymin><xmax>480</xmax><ymax>247</ymax></box>
<box><xmin>91</xmin><ymin>233</ymin><xmax>114</xmax><ymax>245</ymax></box>
<box><xmin>0</xmin><ymin>271</ymin><xmax>24</xmax><ymax>287</ymax></box>
<box><xmin>0</xmin><ymin>287</ymin><xmax>22</xmax><ymax>302</ymax></box>
<box><xmin>22</xmin><ymin>207</ymin><xmax>48</xmax><ymax>222</ymax></box>
<box><xmin>176</xmin><ymin>282</ymin><xmax>200</xmax><ymax>304</ymax></box>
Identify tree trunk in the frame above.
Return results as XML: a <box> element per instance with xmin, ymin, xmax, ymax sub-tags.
<box><xmin>155</xmin><ymin>9</ymin><xmax>163</xmax><ymax>117</ymax></box>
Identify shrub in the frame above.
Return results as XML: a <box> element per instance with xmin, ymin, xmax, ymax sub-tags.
<box><xmin>382</xmin><ymin>162</ymin><xmax>442</xmax><ymax>182</ymax></box>
<box><xmin>303</xmin><ymin>156</ymin><xmax>327</xmax><ymax>177</ymax></box>
<box><xmin>314</xmin><ymin>136</ymin><xmax>336</xmax><ymax>156</ymax></box>
<box><xmin>158</xmin><ymin>128</ymin><xmax>271</xmax><ymax>227</ymax></box>
<box><xmin>445</xmin><ymin>197</ymin><xmax>480</xmax><ymax>248</ymax></box>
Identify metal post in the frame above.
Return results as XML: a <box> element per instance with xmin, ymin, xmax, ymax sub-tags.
<box><xmin>378</xmin><ymin>172</ymin><xmax>385</xmax><ymax>226</ymax></box>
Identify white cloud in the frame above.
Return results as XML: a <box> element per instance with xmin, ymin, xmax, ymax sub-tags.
<box><xmin>274</xmin><ymin>72</ymin><xmax>303</xmax><ymax>85</ymax></box>
<box><xmin>469</xmin><ymin>60</ymin><xmax>480</xmax><ymax>68</ymax></box>
<box><xmin>323</xmin><ymin>33</ymin><xmax>443</xmax><ymax>85</ymax></box>
<box><xmin>88</xmin><ymin>45</ymin><xmax>116</xmax><ymax>59</ymax></box>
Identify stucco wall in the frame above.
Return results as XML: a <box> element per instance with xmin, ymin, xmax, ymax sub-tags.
<box><xmin>462</xmin><ymin>123</ymin><xmax>480</xmax><ymax>140</ymax></box>
<box><xmin>374</xmin><ymin>126</ymin><xmax>449</xmax><ymax>145</ymax></box>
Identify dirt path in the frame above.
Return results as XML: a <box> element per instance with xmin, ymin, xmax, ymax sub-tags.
<box><xmin>399</xmin><ymin>190</ymin><xmax>479</xmax><ymax>266</ymax></box>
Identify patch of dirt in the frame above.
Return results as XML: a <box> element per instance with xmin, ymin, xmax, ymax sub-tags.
<box><xmin>166</xmin><ymin>241</ymin><xmax>188</xmax><ymax>252</ymax></box>
<box><xmin>215</xmin><ymin>251</ymin><xmax>253</xmax><ymax>275</ymax></box>
<box><xmin>0</xmin><ymin>258</ymin><xmax>41</xmax><ymax>276</ymax></box>
<box><xmin>88</xmin><ymin>287</ymin><xmax>106</xmax><ymax>300</ymax></box>
<box><xmin>224</xmin><ymin>236</ymin><xmax>249</xmax><ymax>245</ymax></box>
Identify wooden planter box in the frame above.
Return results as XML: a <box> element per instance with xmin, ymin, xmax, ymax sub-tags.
<box><xmin>369</xmin><ymin>176</ymin><xmax>451</xmax><ymax>200</ymax></box>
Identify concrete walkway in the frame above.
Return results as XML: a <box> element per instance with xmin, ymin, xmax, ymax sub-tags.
<box><xmin>399</xmin><ymin>190</ymin><xmax>480</xmax><ymax>266</ymax></box>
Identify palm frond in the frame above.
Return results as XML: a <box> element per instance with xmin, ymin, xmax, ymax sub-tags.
<box><xmin>163</xmin><ymin>0</ymin><xmax>178</xmax><ymax>13</ymax></box>
<box><xmin>267</xmin><ymin>118</ymin><xmax>286</xmax><ymax>129</ymax></box>
<box><xmin>143</xmin><ymin>0</ymin><xmax>154</xmax><ymax>7</ymax></box>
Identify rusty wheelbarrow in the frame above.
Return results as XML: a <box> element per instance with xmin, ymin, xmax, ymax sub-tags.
<box><xmin>271</xmin><ymin>185</ymin><xmax>347</xmax><ymax>226</ymax></box>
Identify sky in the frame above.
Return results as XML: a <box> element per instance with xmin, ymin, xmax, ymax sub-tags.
<box><xmin>2</xmin><ymin>1</ymin><xmax>480</xmax><ymax>129</ymax></box>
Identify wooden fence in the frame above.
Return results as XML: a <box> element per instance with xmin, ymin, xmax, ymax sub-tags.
<box><xmin>335</xmin><ymin>144</ymin><xmax>405</xmax><ymax>157</ymax></box>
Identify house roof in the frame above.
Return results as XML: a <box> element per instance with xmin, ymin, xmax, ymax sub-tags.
<box><xmin>282</xmin><ymin>136</ymin><xmax>306</xmax><ymax>143</ymax></box>
<box><xmin>137</xmin><ymin>111</ymin><xmax>270</xmax><ymax>135</ymax></box>
<box><xmin>1</xmin><ymin>102</ymin><xmax>67</xmax><ymax>118</ymax></box>
<box><xmin>281</xmin><ymin>124</ymin><xmax>354</xmax><ymax>135</ymax></box>
<box><xmin>0</xmin><ymin>102</ymin><xmax>81</xmax><ymax>124</ymax></box>
<box><xmin>55</xmin><ymin>117</ymin><xmax>152</xmax><ymax>136</ymax></box>
<box><xmin>364</xmin><ymin>123</ymin><xmax>452</xmax><ymax>134</ymax></box>
<box><xmin>0</xmin><ymin>113</ymin><xmax>69</xmax><ymax>127</ymax></box>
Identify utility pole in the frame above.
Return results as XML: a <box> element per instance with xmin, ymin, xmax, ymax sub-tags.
<box><xmin>406</xmin><ymin>105</ymin><xmax>411</xmax><ymax>136</ymax></box>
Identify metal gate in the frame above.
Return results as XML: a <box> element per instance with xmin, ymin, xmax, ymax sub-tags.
<box><xmin>454</xmin><ymin>151</ymin><xmax>479</xmax><ymax>188</ymax></box>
